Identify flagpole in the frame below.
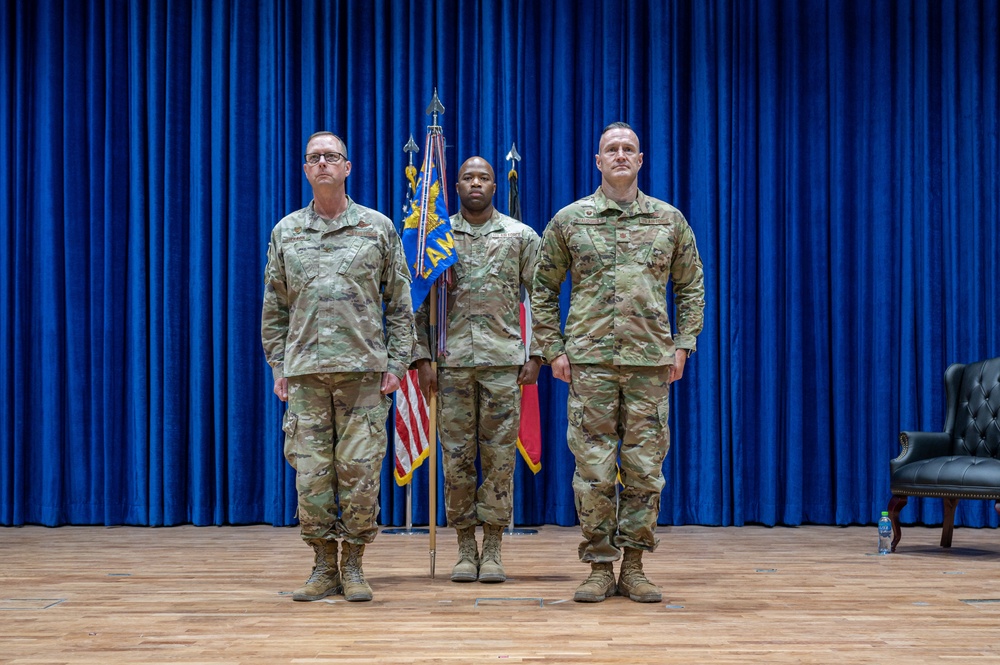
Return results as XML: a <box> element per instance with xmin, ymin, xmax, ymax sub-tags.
<box><xmin>428</xmin><ymin>286</ymin><xmax>438</xmax><ymax>578</ymax></box>
<box><xmin>505</xmin><ymin>142</ymin><xmax>537</xmax><ymax>537</ymax></box>
<box><xmin>424</xmin><ymin>89</ymin><xmax>447</xmax><ymax>579</ymax></box>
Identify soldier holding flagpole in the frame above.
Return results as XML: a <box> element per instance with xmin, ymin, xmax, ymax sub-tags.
<box><xmin>413</xmin><ymin>152</ymin><xmax>541</xmax><ymax>583</ymax></box>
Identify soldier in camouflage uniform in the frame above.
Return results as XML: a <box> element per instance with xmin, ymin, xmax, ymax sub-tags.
<box><xmin>531</xmin><ymin>122</ymin><xmax>705</xmax><ymax>603</ymax></box>
<box><xmin>413</xmin><ymin>156</ymin><xmax>541</xmax><ymax>584</ymax></box>
<box><xmin>261</xmin><ymin>131</ymin><xmax>414</xmax><ymax>602</ymax></box>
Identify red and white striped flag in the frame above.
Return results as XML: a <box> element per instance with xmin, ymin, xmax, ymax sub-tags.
<box><xmin>393</xmin><ymin>369</ymin><xmax>430</xmax><ymax>485</ymax></box>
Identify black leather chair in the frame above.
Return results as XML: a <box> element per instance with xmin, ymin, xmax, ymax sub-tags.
<box><xmin>888</xmin><ymin>356</ymin><xmax>1000</xmax><ymax>551</ymax></box>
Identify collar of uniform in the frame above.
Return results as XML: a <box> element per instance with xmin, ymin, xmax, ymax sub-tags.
<box><xmin>451</xmin><ymin>208</ymin><xmax>504</xmax><ymax>237</ymax></box>
<box><xmin>592</xmin><ymin>187</ymin><xmax>653</xmax><ymax>219</ymax></box>
<box><xmin>305</xmin><ymin>197</ymin><xmax>360</xmax><ymax>232</ymax></box>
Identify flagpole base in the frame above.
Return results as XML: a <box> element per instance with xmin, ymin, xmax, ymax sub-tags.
<box><xmin>430</xmin><ymin>549</ymin><xmax>436</xmax><ymax>579</ymax></box>
<box><xmin>504</xmin><ymin>527</ymin><xmax>538</xmax><ymax>536</ymax></box>
<box><xmin>381</xmin><ymin>527</ymin><xmax>430</xmax><ymax>535</ymax></box>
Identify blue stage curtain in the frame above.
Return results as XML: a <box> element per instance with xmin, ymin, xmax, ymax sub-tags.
<box><xmin>1</xmin><ymin>0</ymin><xmax>998</xmax><ymax>528</ymax></box>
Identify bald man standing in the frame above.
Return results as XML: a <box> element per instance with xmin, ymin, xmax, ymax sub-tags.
<box><xmin>412</xmin><ymin>156</ymin><xmax>541</xmax><ymax>584</ymax></box>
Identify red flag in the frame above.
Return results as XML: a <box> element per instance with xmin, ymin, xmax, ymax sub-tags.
<box><xmin>394</xmin><ymin>369</ymin><xmax>430</xmax><ymax>485</ymax></box>
<box><xmin>516</xmin><ymin>297</ymin><xmax>542</xmax><ymax>473</ymax></box>
<box><xmin>507</xmin><ymin>147</ymin><xmax>541</xmax><ymax>473</ymax></box>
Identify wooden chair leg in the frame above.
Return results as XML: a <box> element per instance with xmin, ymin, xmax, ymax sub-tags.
<box><xmin>940</xmin><ymin>497</ymin><xmax>959</xmax><ymax>548</ymax></box>
<box><xmin>887</xmin><ymin>495</ymin><xmax>907</xmax><ymax>552</ymax></box>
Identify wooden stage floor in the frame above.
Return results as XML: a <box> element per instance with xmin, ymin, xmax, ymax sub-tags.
<box><xmin>3</xmin><ymin>524</ymin><xmax>1000</xmax><ymax>664</ymax></box>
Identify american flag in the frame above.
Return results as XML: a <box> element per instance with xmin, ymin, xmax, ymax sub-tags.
<box><xmin>394</xmin><ymin>112</ymin><xmax>455</xmax><ymax>487</ymax></box>
<box><xmin>393</xmin><ymin>369</ymin><xmax>430</xmax><ymax>485</ymax></box>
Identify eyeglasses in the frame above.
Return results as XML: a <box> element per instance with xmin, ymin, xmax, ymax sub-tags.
<box><xmin>304</xmin><ymin>152</ymin><xmax>346</xmax><ymax>165</ymax></box>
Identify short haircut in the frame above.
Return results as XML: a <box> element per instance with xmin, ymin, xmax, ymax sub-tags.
<box><xmin>305</xmin><ymin>131</ymin><xmax>348</xmax><ymax>159</ymax></box>
<box><xmin>601</xmin><ymin>121</ymin><xmax>634</xmax><ymax>135</ymax></box>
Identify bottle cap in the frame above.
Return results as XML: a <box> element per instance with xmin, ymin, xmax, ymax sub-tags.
<box><xmin>881</xmin><ymin>511</ymin><xmax>889</xmax><ymax>516</ymax></box>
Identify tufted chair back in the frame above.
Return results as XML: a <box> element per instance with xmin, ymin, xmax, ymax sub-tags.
<box><xmin>947</xmin><ymin>357</ymin><xmax>1000</xmax><ymax>458</ymax></box>
<box><xmin>888</xmin><ymin>356</ymin><xmax>1000</xmax><ymax>552</ymax></box>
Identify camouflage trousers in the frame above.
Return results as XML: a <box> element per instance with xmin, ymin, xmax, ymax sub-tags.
<box><xmin>283</xmin><ymin>372</ymin><xmax>391</xmax><ymax>545</ymax></box>
<box><xmin>567</xmin><ymin>364</ymin><xmax>671</xmax><ymax>563</ymax></box>
<box><xmin>437</xmin><ymin>366</ymin><xmax>521</xmax><ymax>528</ymax></box>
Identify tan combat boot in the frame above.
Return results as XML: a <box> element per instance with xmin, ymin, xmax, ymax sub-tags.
<box><xmin>292</xmin><ymin>540</ymin><xmax>341</xmax><ymax>601</ymax></box>
<box><xmin>478</xmin><ymin>524</ymin><xmax>506</xmax><ymax>583</ymax></box>
<box><xmin>340</xmin><ymin>542</ymin><xmax>373</xmax><ymax>602</ymax></box>
<box><xmin>451</xmin><ymin>526</ymin><xmax>480</xmax><ymax>582</ymax></box>
<box><xmin>573</xmin><ymin>562</ymin><xmax>616</xmax><ymax>602</ymax></box>
<box><xmin>618</xmin><ymin>547</ymin><xmax>662</xmax><ymax>603</ymax></box>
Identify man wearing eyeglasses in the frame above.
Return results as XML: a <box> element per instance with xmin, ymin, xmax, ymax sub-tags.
<box><xmin>261</xmin><ymin>131</ymin><xmax>414</xmax><ymax>603</ymax></box>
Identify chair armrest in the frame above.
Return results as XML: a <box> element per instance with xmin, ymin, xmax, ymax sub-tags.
<box><xmin>890</xmin><ymin>431</ymin><xmax>951</xmax><ymax>473</ymax></box>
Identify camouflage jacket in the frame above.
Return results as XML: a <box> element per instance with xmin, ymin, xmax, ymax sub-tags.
<box><xmin>531</xmin><ymin>187</ymin><xmax>705</xmax><ymax>366</ymax></box>
<box><xmin>414</xmin><ymin>209</ymin><xmax>540</xmax><ymax>368</ymax></box>
<box><xmin>261</xmin><ymin>198</ymin><xmax>414</xmax><ymax>381</ymax></box>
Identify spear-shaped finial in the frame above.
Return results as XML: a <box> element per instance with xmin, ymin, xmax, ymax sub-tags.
<box><xmin>426</xmin><ymin>88</ymin><xmax>445</xmax><ymax>128</ymax></box>
<box><xmin>506</xmin><ymin>142</ymin><xmax>521</xmax><ymax>164</ymax></box>
<box><xmin>506</xmin><ymin>142</ymin><xmax>522</xmax><ymax>221</ymax></box>
<box><xmin>403</xmin><ymin>134</ymin><xmax>419</xmax><ymax>166</ymax></box>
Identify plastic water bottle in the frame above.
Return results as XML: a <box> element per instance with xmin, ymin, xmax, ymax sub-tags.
<box><xmin>877</xmin><ymin>511</ymin><xmax>892</xmax><ymax>555</ymax></box>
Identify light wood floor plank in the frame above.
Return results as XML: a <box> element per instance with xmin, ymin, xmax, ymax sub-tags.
<box><xmin>2</xmin><ymin>524</ymin><xmax>1000</xmax><ymax>663</ymax></box>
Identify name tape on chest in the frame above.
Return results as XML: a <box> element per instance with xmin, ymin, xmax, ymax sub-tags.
<box><xmin>345</xmin><ymin>230</ymin><xmax>379</xmax><ymax>238</ymax></box>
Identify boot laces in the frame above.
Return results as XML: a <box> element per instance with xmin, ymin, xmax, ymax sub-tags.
<box><xmin>481</xmin><ymin>541</ymin><xmax>500</xmax><ymax>565</ymax></box>
<box><xmin>344</xmin><ymin>551</ymin><xmax>367</xmax><ymax>584</ymax></box>
<box><xmin>305</xmin><ymin>545</ymin><xmax>336</xmax><ymax>584</ymax></box>
<box><xmin>458</xmin><ymin>538</ymin><xmax>479</xmax><ymax>563</ymax></box>
<box><xmin>585</xmin><ymin>566</ymin><xmax>614</xmax><ymax>586</ymax></box>
<box><xmin>305</xmin><ymin>562</ymin><xmax>332</xmax><ymax>585</ymax></box>
<box><xmin>620</xmin><ymin>562</ymin><xmax>650</xmax><ymax>587</ymax></box>
<box><xmin>481</xmin><ymin>528</ymin><xmax>502</xmax><ymax>563</ymax></box>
